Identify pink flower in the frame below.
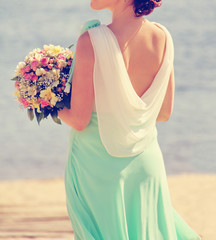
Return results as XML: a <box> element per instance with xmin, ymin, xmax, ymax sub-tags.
<box><xmin>19</xmin><ymin>98</ymin><xmax>29</xmax><ymax>108</ymax></box>
<box><xmin>57</xmin><ymin>87</ymin><xmax>62</xmax><ymax>92</ymax></box>
<box><xmin>67</xmin><ymin>60</ymin><xmax>72</xmax><ymax>66</ymax></box>
<box><xmin>25</xmin><ymin>65</ymin><xmax>31</xmax><ymax>73</ymax></box>
<box><xmin>31</xmin><ymin>60</ymin><xmax>39</xmax><ymax>69</ymax></box>
<box><xmin>48</xmin><ymin>64</ymin><xmax>53</xmax><ymax>69</ymax></box>
<box><xmin>40</xmin><ymin>50</ymin><xmax>46</xmax><ymax>54</ymax></box>
<box><xmin>24</xmin><ymin>74</ymin><xmax>31</xmax><ymax>80</ymax></box>
<box><xmin>41</xmin><ymin>57</ymin><xmax>49</xmax><ymax>66</ymax></box>
<box><xmin>21</xmin><ymin>68</ymin><xmax>26</xmax><ymax>75</ymax></box>
<box><xmin>49</xmin><ymin>59</ymin><xmax>54</xmax><ymax>64</ymax></box>
<box><xmin>21</xmin><ymin>65</ymin><xmax>31</xmax><ymax>75</ymax></box>
<box><xmin>15</xmin><ymin>81</ymin><xmax>19</xmax><ymax>90</ymax></box>
<box><xmin>58</xmin><ymin>55</ymin><xmax>66</xmax><ymax>61</ymax></box>
<box><xmin>40</xmin><ymin>100</ymin><xmax>49</xmax><ymax>108</ymax></box>
<box><xmin>56</xmin><ymin>62</ymin><xmax>64</xmax><ymax>69</ymax></box>
<box><xmin>31</xmin><ymin>74</ymin><xmax>38</xmax><ymax>81</ymax></box>
<box><xmin>62</xmin><ymin>78</ymin><xmax>67</xmax><ymax>86</ymax></box>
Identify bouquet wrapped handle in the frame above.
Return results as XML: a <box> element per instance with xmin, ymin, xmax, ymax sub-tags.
<box><xmin>65</xmin><ymin>19</ymin><xmax>101</xmax><ymax>93</ymax></box>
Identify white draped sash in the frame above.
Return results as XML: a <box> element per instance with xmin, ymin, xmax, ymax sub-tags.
<box><xmin>88</xmin><ymin>23</ymin><xmax>174</xmax><ymax>157</ymax></box>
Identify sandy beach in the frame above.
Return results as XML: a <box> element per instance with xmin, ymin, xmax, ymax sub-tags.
<box><xmin>0</xmin><ymin>174</ymin><xmax>215</xmax><ymax>240</ymax></box>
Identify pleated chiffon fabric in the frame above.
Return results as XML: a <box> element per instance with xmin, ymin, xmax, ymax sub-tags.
<box><xmin>88</xmin><ymin>23</ymin><xmax>173</xmax><ymax>157</ymax></box>
<box><xmin>65</xmin><ymin>21</ymin><xmax>202</xmax><ymax>240</ymax></box>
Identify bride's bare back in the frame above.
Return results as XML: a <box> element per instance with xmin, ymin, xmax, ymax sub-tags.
<box><xmin>107</xmin><ymin>20</ymin><xmax>166</xmax><ymax>98</ymax></box>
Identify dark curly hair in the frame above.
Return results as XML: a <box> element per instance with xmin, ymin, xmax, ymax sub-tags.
<box><xmin>133</xmin><ymin>0</ymin><xmax>162</xmax><ymax>17</ymax></box>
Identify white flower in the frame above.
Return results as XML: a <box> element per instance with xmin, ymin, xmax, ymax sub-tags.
<box><xmin>18</xmin><ymin>61</ymin><xmax>26</xmax><ymax>68</ymax></box>
<box><xmin>35</xmin><ymin>53</ymin><xmax>42</xmax><ymax>61</ymax></box>
<box><xmin>45</xmin><ymin>71</ymin><xmax>53</xmax><ymax>79</ymax></box>
<box><xmin>52</xmin><ymin>69</ymin><xmax>60</xmax><ymax>78</ymax></box>
<box><xmin>43</xmin><ymin>45</ymin><xmax>49</xmax><ymax>51</ymax></box>
<box><xmin>36</xmin><ymin>69</ymin><xmax>42</xmax><ymax>76</ymax></box>
<box><xmin>36</xmin><ymin>68</ymin><xmax>47</xmax><ymax>76</ymax></box>
<box><xmin>64</xmin><ymin>83</ymin><xmax>71</xmax><ymax>93</ymax></box>
<box><xmin>51</xmin><ymin>80</ymin><xmax>59</xmax><ymax>88</ymax></box>
<box><xmin>28</xmin><ymin>51</ymin><xmax>35</xmax><ymax>57</ymax></box>
<box><xmin>15</xmin><ymin>62</ymin><xmax>26</xmax><ymax>75</ymax></box>
<box><xmin>33</xmin><ymin>48</ymin><xmax>41</xmax><ymax>53</ymax></box>
<box><xmin>27</xmin><ymin>86</ymin><xmax>37</xmax><ymax>96</ymax></box>
<box><xmin>25</xmin><ymin>56</ymin><xmax>29</xmax><ymax>62</ymax></box>
<box><xmin>28</xmin><ymin>57</ymin><xmax>35</xmax><ymax>63</ymax></box>
<box><xmin>38</xmin><ymin>76</ymin><xmax>44</xmax><ymax>82</ymax></box>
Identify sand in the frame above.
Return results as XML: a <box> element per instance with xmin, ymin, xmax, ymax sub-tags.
<box><xmin>0</xmin><ymin>174</ymin><xmax>215</xmax><ymax>240</ymax></box>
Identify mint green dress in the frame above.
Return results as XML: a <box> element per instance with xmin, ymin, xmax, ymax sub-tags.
<box><xmin>64</xmin><ymin>20</ymin><xmax>202</xmax><ymax>240</ymax></box>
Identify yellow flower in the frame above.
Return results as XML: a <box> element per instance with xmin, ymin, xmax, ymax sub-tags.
<box><xmin>50</xmin><ymin>46</ymin><xmax>62</xmax><ymax>55</ymax></box>
<box><xmin>40</xmin><ymin>87</ymin><xmax>58</xmax><ymax>106</ymax></box>
<box><xmin>31</xmin><ymin>101</ymin><xmax>41</xmax><ymax>113</ymax></box>
<box><xmin>13</xmin><ymin>91</ymin><xmax>20</xmax><ymax>99</ymax></box>
<box><xmin>43</xmin><ymin>44</ymin><xmax>64</xmax><ymax>56</ymax></box>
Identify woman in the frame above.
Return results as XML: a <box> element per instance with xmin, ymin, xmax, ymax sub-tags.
<box><xmin>59</xmin><ymin>0</ymin><xmax>202</xmax><ymax>239</ymax></box>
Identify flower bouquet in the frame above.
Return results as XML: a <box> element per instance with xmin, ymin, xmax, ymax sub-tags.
<box><xmin>12</xmin><ymin>19</ymin><xmax>101</xmax><ymax>126</ymax></box>
<box><xmin>12</xmin><ymin>44</ymin><xmax>74</xmax><ymax>125</ymax></box>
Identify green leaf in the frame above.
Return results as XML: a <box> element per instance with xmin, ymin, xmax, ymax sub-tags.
<box><xmin>55</xmin><ymin>101</ymin><xmax>65</xmax><ymax>109</ymax></box>
<box><xmin>64</xmin><ymin>93</ymin><xmax>71</xmax><ymax>109</ymax></box>
<box><xmin>35</xmin><ymin>109</ymin><xmax>44</xmax><ymax>125</ymax></box>
<box><xmin>11</xmin><ymin>76</ymin><xmax>19</xmax><ymax>81</ymax></box>
<box><xmin>68</xmin><ymin>44</ymin><xmax>74</xmax><ymax>49</ymax></box>
<box><xmin>50</xmin><ymin>109</ymin><xmax>61</xmax><ymax>125</ymax></box>
<box><xmin>27</xmin><ymin>109</ymin><xmax>34</xmax><ymax>121</ymax></box>
<box><xmin>43</xmin><ymin>108</ymin><xmax>50</xmax><ymax>119</ymax></box>
<box><xmin>66</xmin><ymin>54</ymin><xmax>72</xmax><ymax>60</ymax></box>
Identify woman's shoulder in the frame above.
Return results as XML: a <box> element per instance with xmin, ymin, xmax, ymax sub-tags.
<box><xmin>76</xmin><ymin>19</ymin><xmax>102</xmax><ymax>49</ymax></box>
<box><xmin>146</xmin><ymin>20</ymin><xmax>167</xmax><ymax>38</ymax></box>
<box><xmin>144</xmin><ymin>20</ymin><xmax>174</xmax><ymax>52</ymax></box>
<box><xmin>148</xmin><ymin>21</ymin><xmax>173</xmax><ymax>43</ymax></box>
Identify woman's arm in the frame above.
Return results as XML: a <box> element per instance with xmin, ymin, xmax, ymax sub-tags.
<box><xmin>156</xmin><ymin>67</ymin><xmax>175</xmax><ymax>122</ymax></box>
<box><xmin>58</xmin><ymin>31</ymin><xmax>95</xmax><ymax>130</ymax></box>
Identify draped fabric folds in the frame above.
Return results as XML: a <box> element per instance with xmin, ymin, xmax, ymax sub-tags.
<box><xmin>88</xmin><ymin>23</ymin><xmax>174</xmax><ymax>157</ymax></box>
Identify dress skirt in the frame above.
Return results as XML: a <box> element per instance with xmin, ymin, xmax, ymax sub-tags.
<box><xmin>65</xmin><ymin>112</ymin><xmax>202</xmax><ymax>240</ymax></box>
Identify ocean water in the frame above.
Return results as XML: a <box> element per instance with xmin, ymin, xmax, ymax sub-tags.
<box><xmin>0</xmin><ymin>0</ymin><xmax>215</xmax><ymax>180</ymax></box>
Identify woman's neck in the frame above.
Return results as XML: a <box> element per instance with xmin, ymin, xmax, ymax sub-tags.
<box><xmin>110</xmin><ymin>4</ymin><xmax>143</xmax><ymax>28</ymax></box>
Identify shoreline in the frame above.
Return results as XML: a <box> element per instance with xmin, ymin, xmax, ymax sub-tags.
<box><xmin>0</xmin><ymin>174</ymin><xmax>215</xmax><ymax>239</ymax></box>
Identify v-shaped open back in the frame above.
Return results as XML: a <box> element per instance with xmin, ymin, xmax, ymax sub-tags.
<box><xmin>88</xmin><ymin>22</ymin><xmax>174</xmax><ymax>157</ymax></box>
<box><xmin>105</xmin><ymin>22</ymin><xmax>168</xmax><ymax>101</ymax></box>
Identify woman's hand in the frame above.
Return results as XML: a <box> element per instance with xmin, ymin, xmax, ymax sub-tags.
<box><xmin>58</xmin><ymin>31</ymin><xmax>95</xmax><ymax>130</ymax></box>
<box><xmin>156</xmin><ymin>67</ymin><xmax>175</xmax><ymax>122</ymax></box>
